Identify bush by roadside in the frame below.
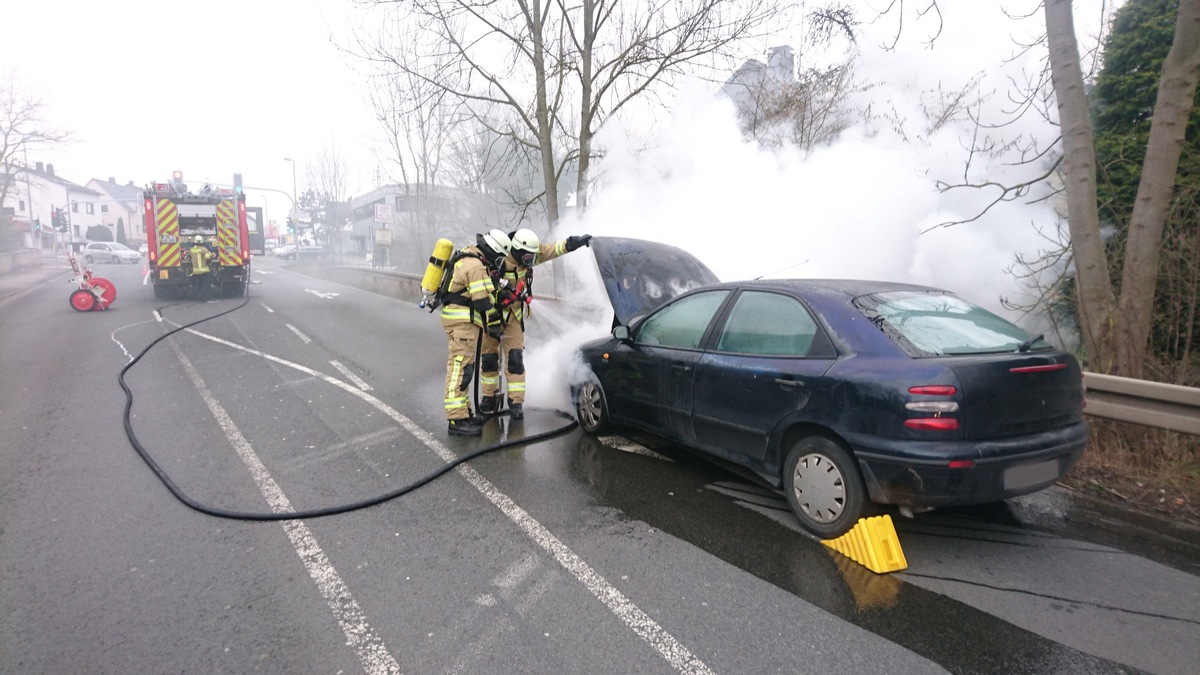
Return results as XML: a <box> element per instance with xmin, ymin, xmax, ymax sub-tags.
<box><xmin>1058</xmin><ymin>419</ymin><xmax>1200</xmax><ymax>525</ymax></box>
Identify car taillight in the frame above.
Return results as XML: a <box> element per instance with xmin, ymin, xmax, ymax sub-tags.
<box><xmin>905</xmin><ymin>384</ymin><xmax>959</xmax><ymax>431</ymax></box>
<box><xmin>904</xmin><ymin>417</ymin><xmax>959</xmax><ymax>431</ymax></box>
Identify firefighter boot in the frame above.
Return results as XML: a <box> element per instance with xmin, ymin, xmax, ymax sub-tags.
<box><xmin>478</xmin><ymin>395</ymin><xmax>501</xmax><ymax>417</ymax></box>
<box><xmin>448</xmin><ymin>418</ymin><xmax>482</xmax><ymax>436</ymax></box>
<box><xmin>507</xmin><ymin>397</ymin><xmax>524</xmax><ymax>420</ymax></box>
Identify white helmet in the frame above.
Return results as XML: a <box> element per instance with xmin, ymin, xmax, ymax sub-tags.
<box><xmin>510</xmin><ymin>228</ymin><xmax>540</xmax><ymax>267</ymax></box>
<box><xmin>478</xmin><ymin>229</ymin><xmax>512</xmax><ymax>269</ymax></box>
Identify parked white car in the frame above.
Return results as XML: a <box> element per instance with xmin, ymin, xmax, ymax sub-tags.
<box><xmin>82</xmin><ymin>241</ymin><xmax>141</xmax><ymax>264</ymax></box>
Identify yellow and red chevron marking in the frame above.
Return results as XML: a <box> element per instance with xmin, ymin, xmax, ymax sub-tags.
<box><xmin>217</xmin><ymin>199</ymin><xmax>238</xmax><ymax>265</ymax></box>
<box><xmin>156</xmin><ymin>199</ymin><xmax>181</xmax><ymax>268</ymax></box>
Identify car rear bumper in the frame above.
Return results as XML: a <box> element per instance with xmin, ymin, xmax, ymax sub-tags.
<box><xmin>849</xmin><ymin>421</ymin><xmax>1089</xmax><ymax>507</ymax></box>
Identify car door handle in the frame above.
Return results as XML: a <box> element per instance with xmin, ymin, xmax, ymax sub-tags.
<box><xmin>774</xmin><ymin>378</ymin><xmax>805</xmax><ymax>388</ymax></box>
<box><xmin>672</xmin><ymin>364</ymin><xmax>691</xmax><ymax>373</ymax></box>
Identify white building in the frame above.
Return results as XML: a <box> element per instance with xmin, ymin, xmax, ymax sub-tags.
<box><xmin>87</xmin><ymin>177</ymin><xmax>146</xmax><ymax>246</ymax></box>
<box><xmin>1</xmin><ymin>162</ymin><xmax>104</xmax><ymax>249</ymax></box>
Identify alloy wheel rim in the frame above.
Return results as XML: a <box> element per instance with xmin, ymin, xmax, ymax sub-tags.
<box><xmin>579</xmin><ymin>383</ymin><xmax>602</xmax><ymax>429</ymax></box>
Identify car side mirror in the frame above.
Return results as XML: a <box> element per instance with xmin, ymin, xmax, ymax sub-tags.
<box><xmin>612</xmin><ymin>325</ymin><xmax>631</xmax><ymax>342</ymax></box>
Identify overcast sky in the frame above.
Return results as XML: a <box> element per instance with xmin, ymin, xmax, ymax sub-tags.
<box><xmin>4</xmin><ymin>0</ymin><xmax>1118</xmax><ymax>323</ymax></box>
<box><xmin>2</xmin><ymin>0</ymin><xmax>375</xmax><ymax>225</ymax></box>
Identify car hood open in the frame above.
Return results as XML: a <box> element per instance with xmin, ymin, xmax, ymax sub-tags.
<box><xmin>589</xmin><ymin>236</ymin><xmax>721</xmax><ymax>326</ymax></box>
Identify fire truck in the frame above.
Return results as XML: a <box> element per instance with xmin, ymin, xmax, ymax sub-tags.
<box><xmin>143</xmin><ymin>176</ymin><xmax>251</xmax><ymax>299</ymax></box>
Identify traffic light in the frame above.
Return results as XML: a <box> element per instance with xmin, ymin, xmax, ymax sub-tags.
<box><xmin>286</xmin><ymin>217</ymin><xmax>295</xmax><ymax>233</ymax></box>
<box><xmin>33</xmin><ymin>218</ymin><xmax>41</xmax><ymax>232</ymax></box>
<box><xmin>52</xmin><ymin>208</ymin><xmax>68</xmax><ymax>232</ymax></box>
<box><xmin>233</xmin><ymin>173</ymin><xmax>243</xmax><ymax>194</ymax></box>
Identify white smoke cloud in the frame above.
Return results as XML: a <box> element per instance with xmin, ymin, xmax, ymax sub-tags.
<box><xmin>526</xmin><ymin>1</ymin><xmax>1107</xmax><ymax>409</ymax></box>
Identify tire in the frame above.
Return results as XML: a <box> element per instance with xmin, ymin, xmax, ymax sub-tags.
<box><xmin>222</xmin><ymin>281</ymin><xmax>246</xmax><ymax>298</ymax></box>
<box><xmin>69</xmin><ymin>289</ymin><xmax>96</xmax><ymax>312</ymax></box>
<box><xmin>85</xmin><ymin>255</ymin><xmax>95</xmax><ymax>264</ymax></box>
<box><xmin>574</xmin><ymin>378</ymin><xmax>612</xmax><ymax>435</ymax></box>
<box><xmin>111</xmin><ymin>255</ymin><xmax>120</xmax><ymax>264</ymax></box>
<box><xmin>782</xmin><ymin>436</ymin><xmax>867</xmax><ymax>539</ymax></box>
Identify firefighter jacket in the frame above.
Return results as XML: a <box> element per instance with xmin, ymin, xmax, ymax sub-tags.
<box><xmin>497</xmin><ymin>240</ymin><xmax>569</xmax><ymax>323</ymax></box>
<box><xmin>439</xmin><ymin>245</ymin><xmax>501</xmax><ymax>331</ymax></box>
<box><xmin>188</xmin><ymin>243</ymin><xmax>216</xmax><ymax>275</ymax></box>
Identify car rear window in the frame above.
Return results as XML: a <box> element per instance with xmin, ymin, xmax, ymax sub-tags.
<box><xmin>716</xmin><ymin>291</ymin><xmax>818</xmax><ymax>356</ymax></box>
<box><xmin>853</xmin><ymin>290</ymin><xmax>1048</xmax><ymax>356</ymax></box>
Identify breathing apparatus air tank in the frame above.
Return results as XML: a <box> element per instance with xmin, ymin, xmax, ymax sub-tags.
<box><xmin>419</xmin><ymin>238</ymin><xmax>455</xmax><ymax>308</ymax></box>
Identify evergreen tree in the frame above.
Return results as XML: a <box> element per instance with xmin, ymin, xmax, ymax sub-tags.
<box><xmin>1092</xmin><ymin>0</ymin><xmax>1200</xmax><ymax>378</ymax></box>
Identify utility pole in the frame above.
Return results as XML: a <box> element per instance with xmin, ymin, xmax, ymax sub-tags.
<box><xmin>22</xmin><ymin>146</ymin><xmax>39</xmax><ymax>250</ymax></box>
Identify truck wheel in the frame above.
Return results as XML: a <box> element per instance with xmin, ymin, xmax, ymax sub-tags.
<box><xmin>152</xmin><ymin>283</ymin><xmax>169</xmax><ymax>299</ymax></box>
<box><xmin>70</xmin><ymin>289</ymin><xmax>96</xmax><ymax>312</ymax></box>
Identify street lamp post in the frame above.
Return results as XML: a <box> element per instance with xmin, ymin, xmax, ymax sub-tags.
<box><xmin>283</xmin><ymin>157</ymin><xmax>297</xmax><ymax>240</ymax></box>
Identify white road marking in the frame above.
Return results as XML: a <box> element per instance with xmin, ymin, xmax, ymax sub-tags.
<box><xmin>112</xmin><ymin>319</ymin><xmax>158</xmax><ymax>363</ymax></box>
<box><xmin>166</xmin><ymin>334</ymin><xmax>400</xmax><ymax>675</ymax></box>
<box><xmin>260</xmin><ymin>303</ymin><xmax>275</xmax><ymax>313</ymax></box>
<box><xmin>330</xmin><ymin>360</ymin><xmax>373</xmax><ymax>390</ymax></box>
<box><xmin>305</xmin><ymin>289</ymin><xmax>340</xmax><ymax>299</ymax></box>
<box><xmin>285</xmin><ymin>323</ymin><xmax>311</xmax><ymax>343</ymax></box>
<box><xmin>175</xmin><ymin>323</ymin><xmax>714</xmax><ymax>674</ymax></box>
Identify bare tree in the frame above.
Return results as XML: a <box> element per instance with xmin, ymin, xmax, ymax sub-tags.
<box><xmin>880</xmin><ymin>1</ymin><xmax>1199</xmax><ymax>380</ymax></box>
<box><xmin>355</xmin><ymin>0</ymin><xmax>791</xmax><ymax>226</ymax></box>
<box><xmin>0</xmin><ymin>71</ymin><xmax>69</xmax><ymax>249</ymax></box>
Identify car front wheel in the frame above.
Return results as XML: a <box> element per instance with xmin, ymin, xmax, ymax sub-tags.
<box><xmin>112</xmin><ymin>255</ymin><xmax>121</xmax><ymax>264</ymax></box>
<box><xmin>783</xmin><ymin>436</ymin><xmax>866</xmax><ymax>539</ymax></box>
<box><xmin>574</xmin><ymin>378</ymin><xmax>611</xmax><ymax>435</ymax></box>
<box><xmin>84</xmin><ymin>255</ymin><xmax>95</xmax><ymax>264</ymax></box>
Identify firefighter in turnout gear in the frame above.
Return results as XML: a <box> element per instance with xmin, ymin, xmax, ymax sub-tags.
<box><xmin>478</xmin><ymin>230</ymin><xmax>592</xmax><ymax>420</ymax></box>
<box><xmin>186</xmin><ymin>235</ymin><xmax>217</xmax><ymax>301</ymax></box>
<box><xmin>441</xmin><ymin>229</ymin><xmax>512</xmax><ymax>435</ymax></box>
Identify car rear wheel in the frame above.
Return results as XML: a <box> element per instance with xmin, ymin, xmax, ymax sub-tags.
<box><xmin>783</xmin><ymin>436</ymin><xmax>866</xmax><ymax>539</ymax></box>
<box><xmin>574</xmin><ymin>379</ymin><xmax>611</xmax><ymax>435</ymax></box>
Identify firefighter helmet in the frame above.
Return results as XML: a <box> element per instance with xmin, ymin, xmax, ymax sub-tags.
<box><xmin>193</xmin><ymin>235</ymin><xmax>204</xmax><ymax>244</ymax></box>
<box><xmin>510</xmin><ymin>228</ymin><xmax>540</xmax><ymax>268</ymax></box>
<box><xmin>477</xmin><ymin>229</ymin><xmax>512</xmax><ymax>270</ymax></box>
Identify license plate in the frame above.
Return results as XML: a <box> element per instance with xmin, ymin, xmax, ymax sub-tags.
<box><xmin>1004</xmin><ymin>459</ymin><xmax>1059</xmax><ymax>490</ymax></box>
<box><xmin>161</xmin><ymin>234</ymin><xmax>177</xmax><ymax>244</ymax></box>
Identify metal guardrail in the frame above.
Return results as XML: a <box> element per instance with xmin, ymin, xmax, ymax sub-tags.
<box><xmin>1084</xmin><ymin>372</ymin><xmax>1200</xmax><ymax>436</ymax></box>
<box><xmin>309</xmin><ymin>265</ymin><xmax>1199</xmax><ymax>436</ymax></box>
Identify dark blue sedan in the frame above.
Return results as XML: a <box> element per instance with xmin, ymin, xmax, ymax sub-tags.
<box><xmin>573</xmin><ymin>238</ymin><xmax>1088</xmax><ymax>538</ymax></box>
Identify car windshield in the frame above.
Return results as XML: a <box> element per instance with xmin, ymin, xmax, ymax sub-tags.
<box><xmin>854</xmin><ymin>290</ymin><xmax>1049</xmax><ymax>356</ymax></box>
<box><xmin>110</xmin><ymin>243</ymin><xmax>131</xmax><ymax>251</ymax></box>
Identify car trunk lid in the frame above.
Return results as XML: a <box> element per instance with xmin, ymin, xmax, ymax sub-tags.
<box><xmin>948</xmin><ymin>354</ymin><xmax>1084</xmax><ymax>440</ymax></box>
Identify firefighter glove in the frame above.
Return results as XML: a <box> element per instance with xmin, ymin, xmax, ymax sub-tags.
<box><xmin>565</xmin><ymin>234</ymin><xmax>593</xmax><ymax>251</ymax></box>
<box><xmin>498</xmin><ymin>287</ymin><xmax>517</xmax><ymax>308</ymax></box>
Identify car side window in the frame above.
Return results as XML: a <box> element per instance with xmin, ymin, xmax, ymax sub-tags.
<box><xmin>635</xmin><ymin>290</ymin><xmax>730</xmax><ymax>349</ymax></box>
<box><xmin>716</xmin><ymin>291</ymin><xmax>818</xmax><ymax>356</ymax></box>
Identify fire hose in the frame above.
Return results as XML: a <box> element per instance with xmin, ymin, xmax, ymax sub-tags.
<box><xmin>118</xmin><ymin>291</ymin><xmax>578</xmax><ymax>522</ymax></box>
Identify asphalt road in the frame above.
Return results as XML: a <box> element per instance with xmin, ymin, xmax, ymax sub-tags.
<box><xmin>1</xmin><ymin>256</ymin><xmax>1196</xmax><ymax>674</ymax></box>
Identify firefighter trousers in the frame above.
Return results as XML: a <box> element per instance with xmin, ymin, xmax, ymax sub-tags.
<box><xmin>480</xmin><ymin>317</ymin><xmax>526</xmax><ymax>405</ymax></box>
<box><xmin>442</xmin><ymin>319</ymin><xmax>482</xmax><ymax>420</ymax></box>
